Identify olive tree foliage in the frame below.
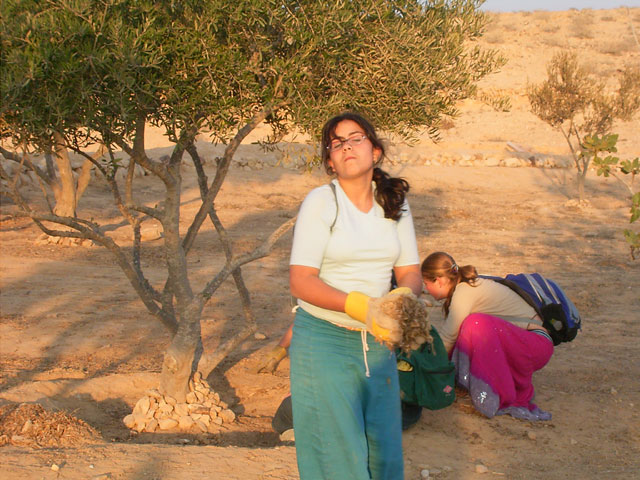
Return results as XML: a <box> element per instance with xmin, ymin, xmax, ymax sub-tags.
<box><xmin>588</xmin><ymin>134</ymin><xmax>640</xmax><ymax>260</ymax></box>
<box><xmin>0</xmin><ymin>0</ymin><xmax>503</xmax><ymax>401</ymax></box>
<box><xmin>528</xmin><ymin>51</ymin><xmax>640</xmax><ymax>202</ymax></box>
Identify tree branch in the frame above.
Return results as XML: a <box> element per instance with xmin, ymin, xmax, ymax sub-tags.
<box><xmin>182</xmin><ymin>106</ymin><xmax>274</xmax><ymax>254</ymax></box>
<box><xmin>200</xmin><ymin>216</ymin><xmax>296</xmax><ymax>302</ymax></box>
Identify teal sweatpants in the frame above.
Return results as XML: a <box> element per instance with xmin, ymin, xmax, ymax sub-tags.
<box><xmin>290</xmin><ymin>308</ymin><xmax>404</xmax><ymax>480</ymax></box>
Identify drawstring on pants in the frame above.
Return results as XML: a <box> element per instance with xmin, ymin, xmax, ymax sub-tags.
<box><xmin>360</xmin><ymin>330</ymin><xmax>371</xmax><ymax>377</ymax></box>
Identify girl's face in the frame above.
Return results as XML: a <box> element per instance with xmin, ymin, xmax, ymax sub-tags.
<box><xmin>423</xmin><ymin>276</ymin><xmax>452</xmax><ymax>301</ymax></box>
<box><xmin>327</xmin><ymin>119</ymin><xmax>381</xmax><ymax>180</ymax></box>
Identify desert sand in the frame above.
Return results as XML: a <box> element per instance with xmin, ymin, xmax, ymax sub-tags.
<box><xmin>1</xmin><ymin>7</ymin><xmax>639</xmax><ymax>480</ymax></box>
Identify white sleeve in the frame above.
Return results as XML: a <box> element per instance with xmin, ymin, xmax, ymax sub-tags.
<box><xmin>289</xmin><ymin>186</ymin><xmax>336</xmax><ymax>268</ymax></box>
<box><xmin>394</xmin><ymin>201</ymin><xmax>420</xmax><ymax>267</ymax></box>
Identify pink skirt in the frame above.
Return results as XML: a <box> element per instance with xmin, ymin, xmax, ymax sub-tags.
<box><xmin>451</xmin><ymin>313</ymin><xmax>554</xmax><ymax>421</ymax></box>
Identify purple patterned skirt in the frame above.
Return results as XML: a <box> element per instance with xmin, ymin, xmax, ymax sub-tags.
<box><xmin>451</xmin><ymin>313</ymin><xmax>554</xmax><ymax>421</ymax></box>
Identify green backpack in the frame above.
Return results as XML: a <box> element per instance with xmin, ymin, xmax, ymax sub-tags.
<box><xmin>396</xmin><ymin>326</ymin><xmax>456</xmax><ymax>410</ymax></box>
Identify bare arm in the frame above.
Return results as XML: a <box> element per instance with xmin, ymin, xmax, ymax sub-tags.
<box><xmin>393</xmin><ymin>264</ymin><xmax>422</xmax><ymax>296</ymax></box>
<box><xmin>278</xmin><ymin>323</ymin><xmax>294</xmax><ymax>349</ymax></box>
<box><xmin>290</xmin><ymin>265</ymin><xmax>348</xmax><ymax>312</ymax></box>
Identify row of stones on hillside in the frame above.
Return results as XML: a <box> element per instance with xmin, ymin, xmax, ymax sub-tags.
<box><xmin>1</xmin><ymin>147</ymin><xmax>573</xmax><ymax>185</ymax></box>
<box><xmin>123</xmin><ymin>372</ymin><xmax>236</xmax><ymax>434</ymax></box>
<box><xmin>235</xmin><ymin>151</ymin><xmax>573</xmax><ymax>170</ymax></box>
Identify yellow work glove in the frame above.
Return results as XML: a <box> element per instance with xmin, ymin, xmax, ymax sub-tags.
<box><xmin>257</xmin><ymin>345</ymin><xmax>288</xmax><ymax>374</ymax></box>
<box><xmin>345</xmin><ymin>289</ymin><xmax>415</xmax><ymax>346</ymax></box>
<box><xmin>389</xmin><ymin>286</ymin><xmax>413</xmax><ymax>296</ymax></box>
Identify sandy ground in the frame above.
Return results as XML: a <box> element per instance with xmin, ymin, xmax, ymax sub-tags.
<box><xmin>1</xmin><ymin>7</ymin><xmax>639</xmax><ymax>480</ymax></box>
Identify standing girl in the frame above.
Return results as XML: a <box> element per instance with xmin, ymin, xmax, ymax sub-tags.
<box><xmin>289</xmin><ymin>112</ymin><xmax>422</xmax><ymax>479</ymax></box>
<box><xmin>421</xmin><ymin>251</ymin><xmax>554</xmax><ymax>421</ymax></box>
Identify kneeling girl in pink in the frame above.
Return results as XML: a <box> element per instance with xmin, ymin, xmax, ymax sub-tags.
<box><xmin>421</xmin><ymin>251</ymin><xmax>554</xmax><ymax>421</ymax></box>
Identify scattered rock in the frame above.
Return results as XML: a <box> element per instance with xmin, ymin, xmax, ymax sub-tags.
<box><xmin>475</xmin><ymin>464</ymin><xmax>489</xmax><ymax>474</ymax></box>
<box><xmin>526</xmin><ymin>430</ymin><xmax>537</xmax><ymax>440</ymax></box>
<box><xmin>254</xmin><ymin>332</ymin><xmax>267</xmax><ymax>340</ymax></box>
<box><xmin>420</xmin><ymin>468</ymin><xmax>430</xmax><ymax>478</ymax></box>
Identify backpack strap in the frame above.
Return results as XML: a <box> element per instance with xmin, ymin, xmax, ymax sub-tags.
<box><xmin>539</xmin><ymin>275</ymin><xmax>562</xmax><ymax>304</ymax></box>
<box><xmin>329</xmin><ymin>182</ymin><xmax>338</xmax><ymax>233</ymax></box>
<box><xmin>523</xmin><ymin>273</ymin><xmax>553</xmax><ymax>306</ymax></box>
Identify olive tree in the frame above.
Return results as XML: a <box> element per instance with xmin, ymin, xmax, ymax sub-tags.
<box><xmin>528</xmin><ymin>51</ymin><xmax>640</xmax><ymax>202</ymax></box>
<box><xmin>1</xmin><ymin>0</ymin><xmax>503</xmax><ymax>401</ymax></box>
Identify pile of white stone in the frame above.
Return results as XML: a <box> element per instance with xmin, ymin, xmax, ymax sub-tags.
<box><xmin>123</xmin><ymin>372</ymin><xmax>236</xmax><ymax>433</ymax></box>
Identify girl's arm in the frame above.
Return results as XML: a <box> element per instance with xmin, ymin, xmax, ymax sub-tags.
<box><xmin>393</xmin><ymin>264</ymin><xmax>422</xmax><ymax>296</ymax></box>
<box><xmin>290</xmin><ymin>265</ymin><xmax>348</xmax><ymax>312</ymax></box>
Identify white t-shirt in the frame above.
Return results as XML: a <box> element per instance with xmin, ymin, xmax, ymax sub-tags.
<box><xmin>290</xmin><ymin>179</ymin><xmax>420</xmax><ymax>329</ymax></box>
<box><xmin>440</xmin><ymin>278</ymin><xmax>540</xmax><ymax>352</ymax></box>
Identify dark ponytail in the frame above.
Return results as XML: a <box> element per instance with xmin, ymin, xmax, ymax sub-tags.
<box><xmin>373</xmin><ymin>167</ymin><xmax>409</xmax><ymax>220</ymax></box>
<box><xmin>321</xmin><ymin>111</ymin><xmax>409</xmax><ymax>220</ymax></box>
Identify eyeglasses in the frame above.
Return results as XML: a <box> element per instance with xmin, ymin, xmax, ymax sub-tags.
<box><xmin>326</xmin><ymin>134</ymin><xmax>368</xmax><ymax>153</ymax></box>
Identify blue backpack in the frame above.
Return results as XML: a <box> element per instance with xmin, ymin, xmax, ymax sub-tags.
<box><xmin>480</xmin><ymin>273</ymin><xmax>582</xmax><ymax>346</ymax></box>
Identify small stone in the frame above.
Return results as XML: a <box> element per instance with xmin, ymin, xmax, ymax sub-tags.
<box><xmin>146</xmin><ymin>389</ymin><xmax>163</xmax><ymax>399</ymax></box>
<box><xmin>158</xmin><ymin>418</ymin><xmax>178</xmax><ymax>430</ymax></box>
<box><xmin>188</xmin><ymin>404</ymin><xmax>209</xmax><ymax>414</ymax></box>
<box><xmin>145</xmin><ymin>419</ymin><xmax>158</xmax><ymax>433</ymax></box>
<box><xmin>133</xmin><ymin>415</ymin><xmax>147</xmax><ymax>432</ymax></box>
<box><xmin>254</xmin><ymin>332</ymin><xmax>267</xmax><ymax>340</ymax></box>
<box><xmin>220</xmin><ymin>409</ymin><xmax>236</xmax><ymax>424</ymax></box>
<box><xmin>442</xmin><ymin>466</ymin><xmax>452</xmax><ymax>472</ymax></box>
<box><xmin>159</xmin><ymin>403</ymin><xmax>174</xmax><ymax>415</ymax></box>
<box><xmin>174</xmin><ymin>403</ymin><xmax>189</xmax><ymax>417</ymax></box>
<box><xmin>475</xmin><ymin>464</ymin><xmax>489</xmax><ymax>474</ymax></box>
<box><xmin>178</xmin><ymin>416</ymin><xmax>195</xmax><ymax>430</ymax></box>
<box><xmin>193</xmin><ymin>371</ymin><xmax>202</xmax><ymax>382</ymax></box>
<box><xmin>186</xmin><ymin>391</ymin><xmax>198</xmax><ymax>404</ymax></box>
<box><xmin>526</xmin><ymin>430</ymin><xmax>537</xmax><ymax>440</ymax></box>
<box><xmin>610</xmin><ymin>387</ymin><xmax>618</xmax><ymax>395</ymax></box>
<box><xmin>279</xmin><ymin>429</ymin><xmax>295</xmax><ymax>442</ymax></box>
<box><xmin>570</xmin><ymin>438</ymin><xmax>578</xmax><ymax>445</ymax></box>
<box><xmin>195</xmin><ymin>420</ymin><xmax>208</xmax><ymax>433</ymax></box>
<box><xmin>133</xmin><ymin>396</ymin><xmax>151</xmax><ymax>416</ymax></box>
<box><xmin>123</xmin><ymin>414</ymin><xmax>136</xmax><ymax>429</ymax></box>
<box><xmin>164</xmin><ymin>395</ymin><xmax>177</xmax><ymax>406</ymax></box>
<box><xmin>212</xmin><ymin>417</ymin><xmax>223</xmax><ymax>426</ymax></box>
<box><xmin>420</xmin><ymin>468</ymin><xmax>430</xmax><ymax>478</ymax></box>
<box><xmin>51</xmin><ymin>464</ymin><xmax>60</xmax><ymax>472</ymax></box>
